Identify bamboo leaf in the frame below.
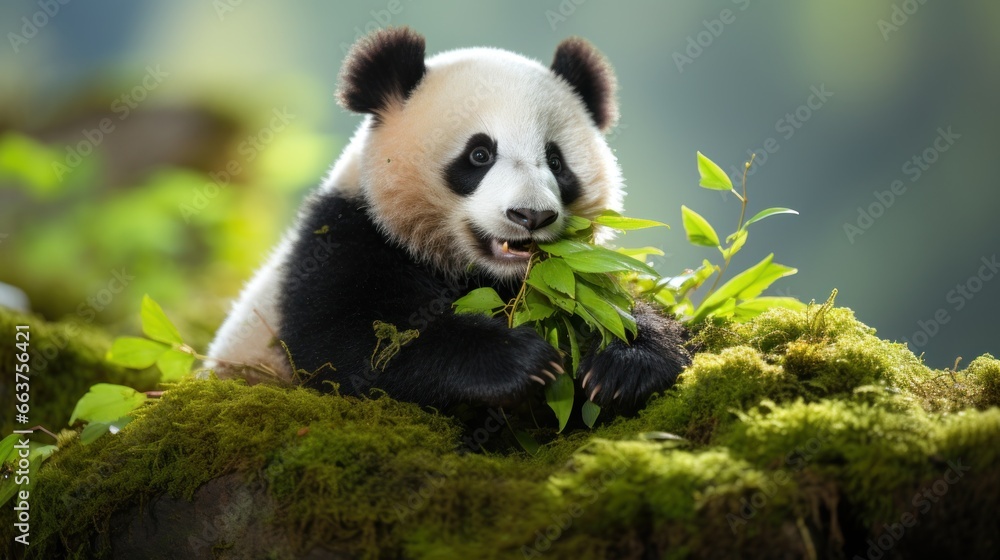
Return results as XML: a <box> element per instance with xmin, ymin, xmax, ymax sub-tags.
<box><xmin>744</xmin><ymin>207</ymin><xmax>799</xmax><ymax>228</ymax></box>
<box><xmin>691</xmin><ymin>254</ymin><xmax>797</xmax><ymax>322</ymax></box>
<box><xmin>576</xmin><ymin>282</ymin><xmax>628</xmax><ymax>342</ymax></box>
<box><xmin>452</xmin><ymin>287</ymin><xmax>506</xmax><ymax>316</ymax></box>
<box><xmin>531</xmin><ymin>258</ymin><xmax>576</xmax><ymax>298</ymax></box>
<box><xmin>696</xmin><ymin>151</ymin><xmax>733</xmax><ymax>190</ymax></box>
<box><xmin>156</xmin><ymin>349</ymin><xmax>196</xmax><ymax>381</ymax></box>
<box><xmin>69</xmin><ymin>384</ymin><xmax>148</xmax><ymax>425</ymax></box>
<box><xmin>106</xmin><ymin>337</ymin><xmax>169</xmax><ymax>369</ymax></box>
<box><xmin>545</xmin><ymin>375</ymin><xmax>575</xmax><ymax>433</ymax></box>
<box><xmin>141</xmin><ymin>294</ymin><xmax>183</xmax><ymax>345</ymax></box>
<box><xmin>593</xmin><ymin>210</ymin><xmax>669</xmax><ymax>231</ymax></box>
<box><xmin>681</xmin><ymin>206</ymin><xmax>721</xmax><ymax>247</ymax></box>
<box><xmin>582</xmin><ymin>401</ymin><xmax>601</xmax><ymax>428</ymax></box>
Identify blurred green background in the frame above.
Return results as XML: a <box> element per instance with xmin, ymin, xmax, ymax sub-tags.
<box><xmin>0</xmin><ymin>0</ymin><xmax>997</xmax><ymax>367</ymax></box>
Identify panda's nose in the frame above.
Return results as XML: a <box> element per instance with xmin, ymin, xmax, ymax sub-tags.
<box><xmin>506</xmin><ymin>208</ymin><xmax>558</xmax><ymax>231</ymax></box>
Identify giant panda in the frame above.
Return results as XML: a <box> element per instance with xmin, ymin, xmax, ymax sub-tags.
<box><xmin>206</xmin><ymin>27</ymin><xmax>690</xmax><ymax>414</ymax></box>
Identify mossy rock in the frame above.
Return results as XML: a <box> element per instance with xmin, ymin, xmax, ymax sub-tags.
<box><xmin>1</xmin><ymin>305</ymin><xmax>999</xmax><ymax>559</ymax></box>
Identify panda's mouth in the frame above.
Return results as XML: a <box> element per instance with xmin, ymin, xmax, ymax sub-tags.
<box><xmin>474</xmin><ymin>231</ymin><xmax>535</xmax><ymax>262</ymax></box>
<box><xmin>489</xmin><ymin>238</ymin><xmax>534</xmax><ymax>260</ymax></box>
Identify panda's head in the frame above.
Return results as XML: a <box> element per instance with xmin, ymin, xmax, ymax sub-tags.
<box><xmin>337</xmin><ymin>27</ymin><xmax>623</xmax><ymax>280</ymax></box>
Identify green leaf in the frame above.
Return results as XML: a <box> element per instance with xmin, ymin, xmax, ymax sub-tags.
<box><xmin>106</xmin><ymin>337</ymin><xmax>170</xmax><ymax>369</ymax></box>
<box><xmin>560</xmin><ymin>246</ymin><xmax>659</xmax><ymax>276</ymax></box>
<box><xmin>69</xmin><ymin>383</ymin><xmax>148</xmax><ymax>425</ymax></box>
<box><xmin>562</xmin><ymin>215</ymin><xmax>592</xmax><ymax>234</ymax></box>
<box><xmin>667</xmin><ymin>259</ymin><xmax>717</xmax><ymax>297</ymax></box>
<box><xmin>530</xmin><ymin>258</ymin><xmax>576</xmax><ymax>298</ymax></box>
<box><xmin>0</xmin><ymin>476</ymin><xmax>15</xmax><ymax>508</ymax></box>
<box><xmin>545</xmin><ymin>374</ymin><xmax>575</xmax><ymax>433</ymax></box>
<box><xmin>79</xmin><ymin>416</ymin><xmax>134</xmax><ymax>446</ymax></box>
<box><xmin>616</xmin><ymin>246</ymin><xmax>664</xmax><ymax>260</ymax></box>
<box><xmin>524</xmin><ymin>290</ymin><xmax>556</xmax><ymax>321</ymax></box>
<box><xmin>452</xmin><ymin>287</ymin><xmax>506</xmax><ymax>316</ymax></box>
<box><xmin>156</xmin><ymin>349</ymin><xmax>196</xmax><ymax>381</ymax></box>
<box><xmin>582</xmin><ymin>400</ymin><xmax>601</xmax><ymax>428</ymax></box>
<box><xmin>573</xmin><ymin>304</ymin><xmax>607</xmax><ymax>346</ymax></box>
<box><xmin>579</xmin><ymin>277</ymin><xmax>632</xmax><ymax>315</ymax></box>
<box><xmin>691</xmin><ymin>254</ymin><xmax>797</xmax><ymax>322</ymax></box>
<box><xmin>525</xmin><ymin>277</ymin><xmax>576</xmax><ymax>313</ymax></box>
<box><xmin>681</xmin><ymin>206</ymin><xmax>721</xmax><ymax>247</ymax></box>
<box><xmin>0</xmin><ymin>442</ymin><xmax>56</xmax><ymax>507</ymax></box>
<box><xmin>562</xmin><ymin>316</ymin><xmax>581</xmax><ymax>375</ymax></box>
<box><xmin>696</xmin><ymin>151</ymin><xmax>733</xmax><ymax>190</ymax></box>
<box><xmin>537</xmin><ymin>238</ymin><xmax>594</xmax><ymax>257</ymax></box>
<box><xmin>511</xmin><ymin>308</ymin><xmax>531</xmax><ymax>327</ymax></box>
<box><xmin>744</xmin><ymin>207</ymin><xmax>799</xmax><ymax>228</ymax></box>
<box><xmin>576</xmin><ymin>283</ymin><xmax>628</xmax><ymax>342</ymax></box>
<box><xmin>733</xmin><ymin>297</ymin><xmax>807</xmax><ymax>321</ymax></box>
<box><xmin>141</xmin><ymin>294</ymin><xmax>183</xmax><ymax>345</ymax></box>
<box><xmin>513</xmin><ymin>430</ymin><xmax>540</xmax><ymax>455</ymax></box>
<box><xmin>546</xmin><ymin>324</ymin><xmax>560</xmax><ymax>351</ymax></box>
<box><xmin>720</xmin><ymin>228</ymin><xmax>748</xmax><ymax>260</ymax></box>
<box><xmin>0</xmin><ymin>133</ymin><xmax>60</xmax><ymax>196</ymax></box>
<box><xmin>0</xmin><ymin>434</ymin><xmax>17</xmax><ymax>464</ymax></box>
<box><xmin>593</xmin><ymin>210</ymin><xmax>669</xmax><ymax>231</ymax></box>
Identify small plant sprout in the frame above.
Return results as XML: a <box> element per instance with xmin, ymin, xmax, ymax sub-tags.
<box><xmin>645</xmin><ymin>152</ymin><xmax>804</xmax><ymax>323</ymax></box>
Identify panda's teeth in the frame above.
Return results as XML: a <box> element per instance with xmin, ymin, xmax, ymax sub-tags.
<box><xmin>502</xmin><ymin>241</ymin><xmax>510</xmax><ymax>253</ymax></box>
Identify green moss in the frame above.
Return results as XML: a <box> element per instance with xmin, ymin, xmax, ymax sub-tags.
<box><xmin>2</xmin><ymin>304</ymin><xmax>999</xmax><ymax>559</ymax></box>
<box><xmin>966</xmin><ymin>354</ymin><xmax>1000</xmax><ymax>408</ymax></box>
<box><xmin>639</xmin><ymin>346</ymin><xmax>798</xmax><ymax>442</ymax></box>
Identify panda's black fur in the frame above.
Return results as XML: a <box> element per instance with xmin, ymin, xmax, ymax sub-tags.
<box><xmin>208</xmin><ymin>27</ymin><xmax>691</xmax><ymax>416</ymax></box>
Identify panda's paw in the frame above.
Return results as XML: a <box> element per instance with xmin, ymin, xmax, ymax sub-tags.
<box><xmin>480</xmin><ymin>326</ymin><xmax>565</xmax><ymax>407</ymax></box>
<box><xmin>577</xmin><ymin>302</ymin><xmax>691</xmax><ymax>415</ymax></box>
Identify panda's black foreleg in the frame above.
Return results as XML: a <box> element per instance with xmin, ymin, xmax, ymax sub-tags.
<box><xmin>371</xmin><ymin>311</ymin><xmax>563</xmax><ymax>409</ymax></box>
<box><xmin>577</xmin><ymin>301</ymin><xmax>691</xmax><ymax>415</ymax></box>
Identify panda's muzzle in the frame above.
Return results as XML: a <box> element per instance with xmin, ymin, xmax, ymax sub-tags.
<box><xmin>505</xmin><ymin>208</ymin><xmax>558</xmax><ymax>231</ymax></box>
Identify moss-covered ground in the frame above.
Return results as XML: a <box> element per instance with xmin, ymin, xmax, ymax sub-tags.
<box><xmin>1</xmin><ymin>303</ymin><xmax>999</xmax><ymax>558</ymax></box>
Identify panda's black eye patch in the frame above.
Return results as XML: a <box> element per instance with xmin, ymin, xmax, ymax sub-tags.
<box><xmin>445</xmin><ymin>133</ymin><xmax>497</xmax><ymax>196</ymax></box>
<box><xmin>546</xmin><ymin>142</ymin><xmax>580</xmax><ymax>205</ymax></box>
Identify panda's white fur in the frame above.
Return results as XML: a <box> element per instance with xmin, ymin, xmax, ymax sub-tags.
<box><xmin>206</xmin><ymin>28</ymin><xmax>688</xmax><ymax>412</ymax></box>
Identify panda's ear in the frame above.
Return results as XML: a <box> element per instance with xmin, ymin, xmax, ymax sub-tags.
<box><xmin>551</xmin><ymin>37</ymin><xmax>619</xmax><ymax>132</ymax></box>
<box><xmin>337</xmin><ymin>27</ymin><xmax>427</xmax><ymax>115</ymax></box>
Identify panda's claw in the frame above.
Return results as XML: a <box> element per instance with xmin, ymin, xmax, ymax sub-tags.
<box><xmin>613</xmin><ymin>388</ymin><xmax>622</xmax><ymax>399</ymax></box>
<box><xmin>529</xmin><ymin>375</ymin><xmax>547</xmax><ymax>386</ymax></box>
<box><xmin>589</xmin><ymin>383</ymin><xmax>602</xmax><ymax>402</ymax></box>
<box><xmin>582</xmin><ymin>369</ymin><xmax>593</xmax><ymax>389</ymax></box>
<box><xmin>549</xmin><ymin>361</ymin><xmax>565</xmax><ymax>374</ymax></box>
<box><xmin>541</xmin><ymin>369</ymin><xmax>557</xmax><ymax>381</ymax></box>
